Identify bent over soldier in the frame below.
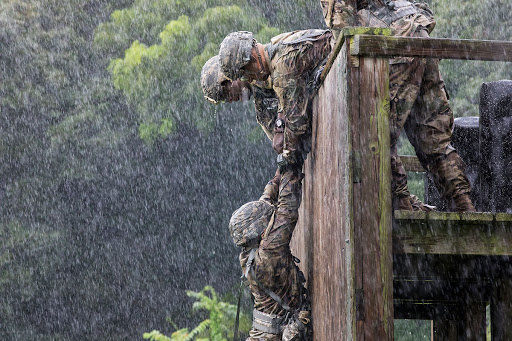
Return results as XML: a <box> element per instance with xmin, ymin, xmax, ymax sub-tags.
<box><xmin>203</xmin><ymin>29</ymin><xmax>333</xmax><ymax>340</ymax></box>
<box><xmin>320</xmin><ymin>0</ymin><xmax>476</xmax><ymax>212</ymax></box>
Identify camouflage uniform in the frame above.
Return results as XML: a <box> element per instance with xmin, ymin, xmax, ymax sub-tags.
<box><xmin>321</xmin><ymin>0</ymin><xmax>473</xmax><ymax>203</ymax></box>
<box><xmin>233</xmin><ymin>30</ymin><xmax>333</xmax><ymax>340</ymax></box>
<box><xmin>240</xmin><ymin>168</ymin><xmax>310</xmax><ymax>340</ymax></box>
<box><xmin>264</xmin><ymin>29</ymin><xmax>333</xmax><ymax>164</ymax></box>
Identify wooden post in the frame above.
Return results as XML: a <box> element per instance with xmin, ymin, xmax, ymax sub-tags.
<box><xmin>353</xmin><ymin>35</ymin><xmax>393</xmax><ymax>340</ymax></box>
<box><xmin>491</xmin><ymin>279</ymin><xmax>512</xmax><ymax>340</ymax></box>
<box><xmin>292</xmin><ymin>29</ymin><xmax>393</xmax><ymax>341</ymax></box>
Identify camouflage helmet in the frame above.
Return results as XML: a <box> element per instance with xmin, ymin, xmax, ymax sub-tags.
<box><xmin>229</xmin><ymin>200</ymin><xmax>275</xmax><ymax>247</ymax></box>
<box><xmin>219</xmin><ymin>31</ymin><xmax>254</xmax><ymax>81</ymax></box>
<box><xmin>201</xmin><ymin>55</ymin><xmax>230</xmax><ymax>104</ymax></box>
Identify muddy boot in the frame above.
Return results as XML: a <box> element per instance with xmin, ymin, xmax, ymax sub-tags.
<box><xmin>454</xmin><ymin>193</ymin><xmax>476</xmax><ymax>212</ymax></box>
<box><xmin>393</xmin><ymin>195</ymin><xmax>413</xmax><ymax>211</ymax></box>
<box><xmin>410</xmin><ymin>195</ymin><xmax>436</xmax><ymax>212</ymax></box>
<box><xmin>282</xmin><ymin>310</ymin><xmax>310</xmax><ymax>341</ymax></box>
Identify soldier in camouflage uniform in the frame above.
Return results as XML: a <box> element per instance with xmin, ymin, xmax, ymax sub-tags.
<box><xmin>206</xmin><ymin>29</ymin><xmax>333</xmax><ymax>340</ymax></box>
<box><xmin>201</xmin><ymin>55</ymin><xmax>278</xmax><ymax>143</ymax></box>
<box><xmin>319</xmin><ymin>0</ymin><xmax>475</xmax><ymax>212</ymax></box>
<box><xmin>203</xmin><ymin>57</ymin><xmax>308</xmax><ymax>340</ymax></box>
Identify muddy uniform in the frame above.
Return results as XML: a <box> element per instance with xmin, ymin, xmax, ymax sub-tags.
<box><xmin>252</xmin><ymin>80</ymin><xmax>279</xmax><ymax>142</ymax></box>
<box><xmin>239</xmin><ymin>30</ymin><xmax>333</xmax><ymax>340</ymax></box>
<box><xmin>321</xmin><ymin>0</ymin><xmax>472</xmax><ymax>202</ymax></box>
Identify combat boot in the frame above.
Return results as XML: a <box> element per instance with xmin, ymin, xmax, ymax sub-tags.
<box><xmin>410</xmin><ymin>195</ymin><xmax>436</xmax><ymax>212</ymax></box>
<box><xmin>393</xmin><ymin>195</ymin><xmax>413</xmax><ymax>211</ymax></box>
<box><xmin>454</xmin><ymin>193</ymin><xmax>476</xmax><ymax>212</ymax></box>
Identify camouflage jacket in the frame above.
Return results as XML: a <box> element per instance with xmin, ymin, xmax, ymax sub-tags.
<box><xmin>263</xmin><ymin>29</ymin><xmax>333</xmax><ymax>161</ymax></box>
<box><xmin>251</xmin><ymin>79</ymin><xmax>278</xmax><ymax>142</ymax></box>
<box><xmin>321</xmin><ymin>1</ymin><xmax>435</xmax><ymax>63</ymax></box>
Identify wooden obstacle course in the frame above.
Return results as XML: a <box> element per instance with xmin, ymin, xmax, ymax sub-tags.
<box><xmin>291</xmin><ymin>27</ymin><xmax>512</xmax><ymax>340</ymax></box>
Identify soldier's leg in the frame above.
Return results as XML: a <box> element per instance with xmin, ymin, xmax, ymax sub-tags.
<box><xmin>243</xmin><ymin>166</ymin><xmax>307</xmax><ymax>339</ymax></box>
<box><xmin>389</xmin><ymin>58</ymin><xmax>427</xmax><ymax>210</ymax></box>
<box><xmin>403</xmin><ymin>57</ymin><xmax>475</xmax><ymax>212</ymax></box>
<box><xmin>260</xmin><ymin>169</ymin><xmax>281</xmax><ymax>205</ymax></box>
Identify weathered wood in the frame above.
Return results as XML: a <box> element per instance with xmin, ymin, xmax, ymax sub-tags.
<box><xmin>432</xmin><ymin>319</ymin><xmax>458</xmax><ymax>341</ymax></box>
<box><xmin>351</xmin><ymin>35</ymin><xmax>512</xmax><ymax>62</ymax></box>
<box><xmin>292</xmin><ymin>37</ymin><xmax>352</xmax><ymax>340</ymax></box>
<box><xmin>393</xmin><ymin>211</ymin><xmax>512</xmax><ymax>255</ymax></box>
<box><xmin>356</xmin><ymin>48</ymin><xmax>393</xmax><ymax>339</ymax></box>
<box><xmin>319</xmin><ymin>27</ymin><xmax>391</xmax><ymax>84</ymax></box>
<box><xmin>395</xmin><ymin>302</ymin><xmax>463</xmax><ymax>320</ymax></box>
<box><xmin>491</xmin><ymin>279</ymin><xmax>512</xmax><ymax>341</ymax></box>
<box><xmin>463</xmin><ymin>303</ymin><xmax>487</xmax><ymax>341</ymax></box>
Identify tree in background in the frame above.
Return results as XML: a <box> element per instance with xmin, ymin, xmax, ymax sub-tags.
<box><xmin>432</xmin><ymin>0</ymin><xmax>512</xmax><ymax>116</ymax></box>
<box><xmin>1</xmin><ymin>0</ymin><xmax>511</xmax><ymax>339</ymax></box>
<box><xmin>0</xmin><ymin>0</ymin><xmax>320</xmax><ymax>339</ymax></box>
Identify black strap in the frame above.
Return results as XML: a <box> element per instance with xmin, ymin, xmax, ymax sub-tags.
<box><xmin>233</xmin><ymin>280</ymin><xmax>244</xmax><ymax>341</ymax></box>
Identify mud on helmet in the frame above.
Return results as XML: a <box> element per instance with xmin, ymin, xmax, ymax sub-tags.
<box><xmin>201</xmin><ymin>55</ymin><xmax>230</xmax><ymax>104</ymax></box>
<box><xmin>219</xmin><ymin>31</ymin><xmax>255</xmax><ymax>81</ymax></box>
<box><xmin>229</xmin><ymin>200</ymin><xmax>274</xmax><ymax>247</ymax></box>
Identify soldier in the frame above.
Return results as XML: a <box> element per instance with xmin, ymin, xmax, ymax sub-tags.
<box><xmin>214</xmin><ymin>29</ymin><xmax>334</xmax><ymax>340</ymax></box>
<box><xmin>202</xmin><ymin>56</ymin><xmax>310</xmax><ymax>340</ymax></box>
<box><xmin>201</xmin><ymin>55</ymin><xmax>278</xmax><ymax>144</ymax></box>
<box><xmin>230</xmin><ymin>170</ymin><xmax>311</xmax><ymax>341</ymax></box>
<box><xmin>319</xmin><ymin>0</ymin><xmax>476</xmax><ymax>212</ymax></box>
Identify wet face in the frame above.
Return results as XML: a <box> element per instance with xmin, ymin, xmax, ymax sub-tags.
<box><xmin>240</xmin><ymin>44</ymin><xmax>268</xmax><ymax>82</ymax></box>
<box><xmin>220</xmin><ymin>80</ymin><xmax>251</xmax><ymax>102</ymax></box>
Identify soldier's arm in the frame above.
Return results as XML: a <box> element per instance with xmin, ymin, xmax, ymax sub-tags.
<box><xmin>259</xmin><ymin>168</ymin><xmax>281</xmax><ymax>205</ymax></box>
<box><xmin>274</xmin><ymin>82</ymin><xmax>310</xmax><ymax>165</ymax></box>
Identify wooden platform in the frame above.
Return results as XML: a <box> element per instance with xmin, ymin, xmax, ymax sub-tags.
<box><xmin>393</xmin><ymin>211</ymin><xmax>512</xmax><ymax>255</ymax></box>
<box><xmin>394</xmin><ymin>211</ymin><xmax>512</xmax><ymax>340</ymax></box>
<box><xmin>290</xmin><ymin>27</ymin><xmax>512</xmax><ymax>341</ymax></box>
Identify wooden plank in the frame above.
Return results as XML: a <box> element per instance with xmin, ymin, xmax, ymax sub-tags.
<box><xmin>393</xmin><ymin>211</ymin><xmax>512</xmax><ymax>255</ymax></box>
<box><xmin>394</xmin><ymin>279</ymin><xmax>491</xmax><ymax>302</ymax></box>
<box><xmin>358</xmin><ymin>54</ymin><xmax>393</xmax><ymax>340</ymax></box>
<box><xmin>432</xmin><ymin>319</ymin><xmax>459</xmax><ymax>341</ymax></box>
<box><xmin>292</xmin><ymin>36</ymin><xmax>352</xmax><ymax>341</ymax></box>
<box><xmin>491</xmin><ymin>279</ymin><xmax>512</xmax><ymax>341</ymax></box>
<box><xmin>319</xmin><ymin>27</ymin><xmax>392</xmax><ymax>84</ymax></box>
<box><xmin>395</xmin><ymin>302</ymin><xmax>463</xmax><ymax>320</ymax></box>
<box><xmin>463</xmin><ymin>303</ymin><xmax>486</xmax><ymax>341</ymax></box>
<box><xmin>351</xmin><ymin>35</ymin><xmax>512</xmax><ymax>62</ymax></box>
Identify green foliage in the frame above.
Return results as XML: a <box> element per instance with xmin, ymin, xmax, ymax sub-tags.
<box><xmin>101</xmin><ymin>0</ymin><xmax>279</xmax><ymax>143</ymax></box>
<box><xmin>432</xmin><ymin>0</ymin><xmax>512</xmax><ymax>117</ymax></box>
<box><xmin>394</xmin><ymin>320</ymin><xmax>431</xmax><ymax>341</ymax></box>
<box><xmin>144</xmin><ymin>286</ymin><xmax>250</xmax><ymax>341</ymax></box>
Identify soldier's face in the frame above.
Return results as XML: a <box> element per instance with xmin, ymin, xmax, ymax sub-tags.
<box><xmin>241</xmin><ymin>44</ymin><xmax>268</xmax><ymax>82</ymax></box>
<box><xmin>221</xmin><ymin>80</ymin><xmax>251</xmax><ymax>102</ymax></box>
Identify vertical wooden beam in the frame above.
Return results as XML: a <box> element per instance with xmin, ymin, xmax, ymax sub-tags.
<box><xmin>491</xmin><ymin>279</ymin><xmax>512</xmax><ymax>340</ymax></box>
<box><xmin>351</xmin><ymin>37</ymin><xmax>393</xmax><ymax>340</ymax></box>
<box><xmin>292</xmin><ymin>36</ymin><xmax>352</xmax><ymax>340</ymax></box>
<box><xmin>462</xmin><ymin>303</ymin><xmax>486</xmax><ymax>341</ymax></box>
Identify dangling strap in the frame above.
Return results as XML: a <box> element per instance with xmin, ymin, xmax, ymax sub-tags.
<box><xmin>233</xmin><ymin>280</ymin><xmax>244</xmax><ymax>341</ymax></box>
<box><xmin>243</xmin><ymin>248</ymin><xmax>291</xmax><ymax>311</ymax></box>
<box><xmin>250</xmin><ymin>264</ymin><xmax>291</xmax><ymax>311</ymax></box>
<box><xmin>327</xmin><ymin>0</ymin><xmax>335</xmax><ymax>28</ymax></box>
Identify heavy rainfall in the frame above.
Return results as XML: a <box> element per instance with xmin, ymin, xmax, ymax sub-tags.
<box><xmin>1</xmin><ymin>0</ymin><xmax>512</xmax><ymax>340</ymax></box>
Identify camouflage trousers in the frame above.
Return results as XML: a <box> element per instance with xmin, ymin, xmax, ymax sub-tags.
<box><xmin>241</xmin><ymin>167</ymin><xmax>308</xmax><ymax>340</ymax></box>
<box><xmin>389</xmin><ymin>32</ymin><xmax>472</xmax><ymax>200</ymax></box>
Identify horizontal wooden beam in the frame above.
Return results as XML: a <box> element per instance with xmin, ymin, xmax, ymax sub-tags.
<box><xmin>394</xmin><ymin>301</ymin><xmax>463</xmax><ymax>320</ymax></box>
<box><xmin>393</xmin><ymin>211</ymin><xmax>512</xmax><ymax>255</ymax></box>
<box><xmin>351</xmin><ymin>35</ymin><xmax>512</xmax><ymax>62</ymax></box>
<box><xmin>394</xmin><ymin>278</ymin><xmax>491</xmax><ymax>302</ymax></box>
